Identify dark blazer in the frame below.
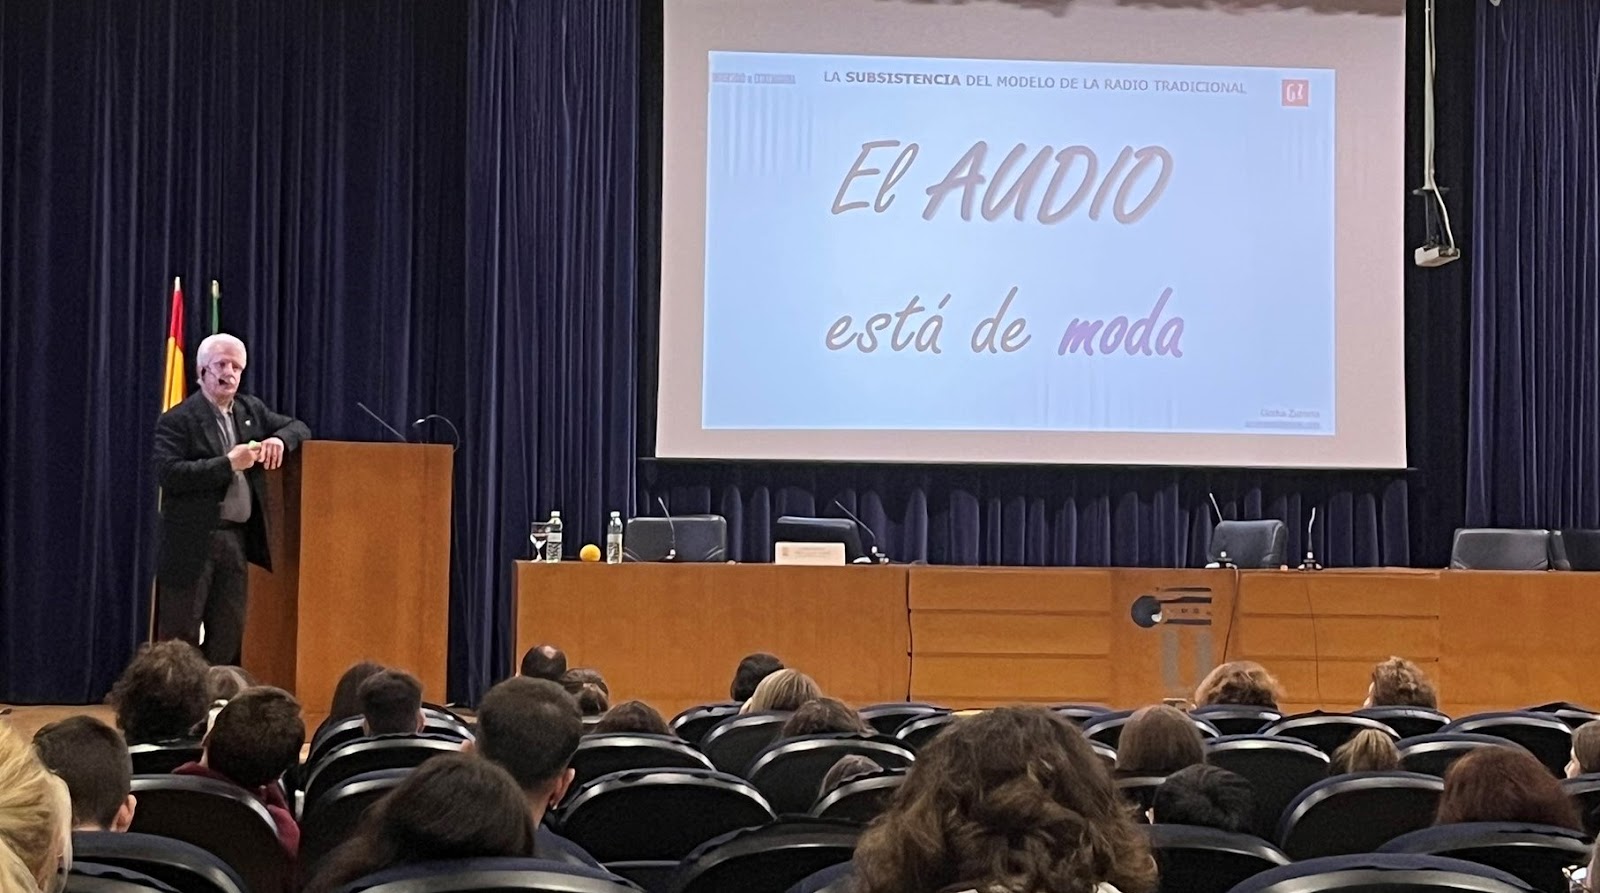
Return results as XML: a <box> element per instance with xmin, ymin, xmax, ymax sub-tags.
<box><xmin>152</xmin><ymin>391</ymin><xmax>310</xmax><ymax>588</ymax></box>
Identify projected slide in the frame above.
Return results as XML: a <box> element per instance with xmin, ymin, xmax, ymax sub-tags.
<box><xmin>701</xmin><ymin>52</ymin><xmax>1336</xmax><ymax>436</ymax></box>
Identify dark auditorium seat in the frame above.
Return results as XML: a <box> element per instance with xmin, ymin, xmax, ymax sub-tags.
<box><xmin>1277</xmin><ymin>771</ymin><xmax>1444</xmax><ymax>860</ymax></box>
<box><xmin>1191</xmin><ymin>705</ymin><xmax>1281</xmax><ymax>737</ymax></box>
<box><xmin>69</xmin><ymin>862</ymin><xmax>179</xmax><ymax>893</ymax></box>
<box><xmin>337</xmin><ymin>857</ymin><xmax>639</xmax><ymax>893</ymax></box>
<box><xmin>128</xmin><ymin>741</ymin><xmax>204</xmax><ymax>776</ymax></box>
<box><xmin>1449</xmin><ymin>528</ymin><xmax>1553</xmax><ymax>571</ymax></box>
<box><xmin>1116</xmin><ymin>776</ymin><xmax>1167</xmax><ymax>815</ymax></box>
<box><xmin>624</xmin><ymin>514</ymin><xmax>727</xmax><ymax>563</ymax></box>
<box><xmin>893</xmin><ymin>712</ymin><xmax>958</xmax><ymax>750</ymax></box>
<box><xmin>1091</xmin><ymin>740</ymin><xmax>1118</xmax><ymax>769</ymax></box>
<box><xmin>670</xmin><ymin>704</ymin><xmax>741</xmax><ymax>747</ymax></box>
<box><xmin>1559</xmin><ymin>774</ymin><xmax>1600</xmax><ymax>837</ymax></box>
<box><xmin>1261</xmin><ymin>711</ymin><xmax>1398</xmax><ymax>754</ymax></box>
<box><xmin>1229</xmin><ymin>854</ymin><xmax>1536</xmax><ymax>893</ymax></box>
<box><xmin>809</xmin><ymin>768</ymin><xmax>908</xmax><ymax>824</ymax></box>
<box><xmin>1379</xmin><ymin>822</ymin><xmax>1591</xmax><ymax>893</ymax></box>
<box><xmin>555</xmin><ymin>768</ymin><xmax>774</xmax><ymax>872</ymax></box>
<box><xmin>1142</xmin><ymin>824</ymin><xmax>1290</xmax><ymax>893</ymax></box>
<box><xmin>1524</xmin><ymin>701</ymin><xmax>1600</xmax><ymax>730</ymax></box>
<box><xmin>128</xmin><ymin>774</ymin><xmax>288</xmax><ymax>893</ymax></box>
<box><xmin>746</xmin><ymin>734</ymin><xmax>916</xmax><ymax>815</ymax></box>
<box><xmin>300</xmin><ymin>769</ymin><xmax>411</xmax><ymax>877</ymax></box>
<box><xmin>1051</xmin><ymin>703</ymin><xmax>1112</xmax><ymax>726</ymax></box>
<box><xmin>1356</xmin><ymin>706</ymin><xmax>1451</xmax><ymax>739</ymax></box>
<box><xmin>308</xmin><ymin>717</ymin><xmax>470</xmax><ymax>770</ymax></box>
<box><xmin>1442</xmin><ymin>712</ymin><xmax>1572</xmax><ymax>776</ymax></box>
<box><xmin>1208</xmin><ymin>519</ymin><xmax>1289</xmax><ymax>569</ymax></box>
<box><xmin>1084</xmin><ymin>710</ymin><xmax>1219</xmax><ymax>749</ymax></box>
<box><xmin>857</xmin><ymin>702</ymin><xmax>945</xmax><ymax>736</ymax></box>
<box><xmin>1398</xmin><ymin>733</ymin><xmax>1517</xmax><ymax>777</ymax></box>
<box><xmin>667</xmin><ymin>817</ymin><xmax>862</xmax><ymax>893</ymax></box>
<box><xmin>698</xmin><ymin>711</ymin><xmax>792</xmax><ymax>776</ymax></box>
<box><xmin>568</xmin><ymin>734</ymin><xmax>714</xmax><ymax>798</ymax></box>
<box><xmin>73</xmin><ymin>831</ymin><xmax>248</xmax><ymax>893</ymax></box>
<box><xmin>1205</xmin><ymin>735</ymin><xmax>1330</xmax><ymax>841</ymax></box>
<box><xmin>1551</xmin><ymin>529</ymin><xmax>1600</xmax><ymax>571</ymax></box>
<box><xmin>303</xmin><ymin>736</ymin><xmax>462</xmax><ymax>811</ymax></box>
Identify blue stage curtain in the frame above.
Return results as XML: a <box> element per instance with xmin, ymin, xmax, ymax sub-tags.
<box><xmin>1467</xmin><ymin>0</ymin><xmax>1600</xmax><ymax>528</ymax></box>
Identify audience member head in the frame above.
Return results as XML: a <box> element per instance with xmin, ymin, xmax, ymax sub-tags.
<box><xmin>203</xmin><ymin>687</ymin><xmax>305</xmax><ymax>788</ymax></box>
<box><xmin>205</xmin><ymin>666</ymin><xmax>255</xmax><ymax>705</ymax></box>
<box><xmin>328</xmin><ymin>661</ymin><xmax>386</xmax><ymax>723</ymax></box>
<box><xmin>1437</xmin><ymin>746</ymin><xmax>1580</xmax><ymax>830</ymax></box>
<box><xmin>591</xmin><ymin>700</ymin><xmax>670</xmax><ymax>737</ymax></box>
<box><xmin>1115</xmin><ymin>705</ymin><xmax>1205</xmax><ymax>778</ymax></box>
<box><xmin>473</xmin><ymin>677</ymin><xmax>582</xmax><ymax>824</ymax></box>
<box><xmin>1193</xmin><ymin>661</ymin><xmax>1283</xmax><ymax>710</ymax></box>
<box><xmin>854</xmin><ymin>707</ymin><xmax>1156</xmax><ymax>893</ymax></box>
<box><xmin>1568</xmin><ymin>721</ymin><xmax>1600</xmax><ymax>779</ymax></box>
<box><xmin>1364</xmin><ymin>656</ymin><xmax>1439</xmax><ymax>709</ymax></box>
<box><xmin>1330</xmin><ymin>728</ymin><xmax>1401</xmax><ymax>775</ymax></box>
<box><xmin>1150</xmin><ymin>764</ymin><xmax>1255</xmax><ymax>833</ymax></box>
<box><xmin>741</xmin><ymin>669</ymin><xmax>822</xmax><ymax>714</ymax></box>
<box><xmin>781</xmin><ymin>698</ymin><xmax>870</xmax><ymax>738</ymax></box>
<box><xmin>305</xmin><ymin>755</ymin><xmax>535</xmax><ymax>893</ymax></box>
<box><xmin>730</xmin><ymin>653</ymin><xmax>784</xmax><ymax>702</ymax></box>
<box><xmin>31</xmin><ymin>717</ymin><xmax>135</xmax><ymax>832</ymax></box>
<box><xmin>357</xmin><ymin>670</ymin><xmax>425</xmax><ymax>736</ymax></box>
<box><xmin>0</xmin><ymin>722</ymin><xmax>72</xmax><ymax>893</ymax></box>
<box><xmin>107</xmin><ymin>640</ymin><xmax>211</xmax><ymax>745</ymax></box>
<box><xmin>819</xmin><ymin>755</ymin><xmax>884</xmax><ymax>801</ymax></box>
<box><xmin>558</xmin><ymin>668</ymin><xmax>609</xmax><ymax>698</ymax></box>
<box><xmin>519</xmin><ymin>645</ymin><xmax>567</xmax><ymax>682</ymax></box>
<box><xmin>573</xmin><ymin>685</ymin><xmax>609</xmax><ymax>717</ymax></box>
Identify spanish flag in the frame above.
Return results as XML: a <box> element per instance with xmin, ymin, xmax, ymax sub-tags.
<box><xmin>162</xmin><ymin>277</ymin><xmax>185</xmax><ymax>412</ymax></box>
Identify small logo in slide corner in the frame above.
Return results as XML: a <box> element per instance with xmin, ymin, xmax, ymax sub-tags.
<box><xmin>1281</xmin><ymin>79</ymin><xmax>1310</xmax><ymax>107</ymax></box>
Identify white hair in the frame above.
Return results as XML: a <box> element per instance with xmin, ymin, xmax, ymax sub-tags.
<box><xmin>195</xmin><ymin>333</ymin><xmax>247</xmax><ymax>380</ymax></box>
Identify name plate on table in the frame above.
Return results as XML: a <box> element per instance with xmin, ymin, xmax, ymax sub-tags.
<box><xmin>774</xmin><ymin>541</ymin><xmax>846</xmax><ymax>565</ymax></box>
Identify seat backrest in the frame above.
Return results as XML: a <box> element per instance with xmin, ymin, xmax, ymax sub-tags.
<box><xmin>1090</xmin><ymin>741</ymin><xmax>1118</xmax><ymax>769</ymax></box>
<box><xmin>1051</xmin><ymin>704</ymin><xmax>1113</xmax><ymax>726</ymax></box>
<box><xmin>1355</xmin><ymin>707</ymin><xmax>1451</xmax><ymax>740</ymax></box>
<box><xmin>1450</xmin><ymin>528</ymin><xmax>1553</xmax><ymax>570</ymax></box>
<box><xmin>699</xmin><ymin>711</ymin><xmax>791</xmax><ymax>776</ymax></box>
<box><xmin>128</xmin><ymin>775</ymin><xmax>287</xmax><ymax>893</ymax></box>
<box><xmin>1116</xmin><ymin>776</ymin><xmax>1167</xmax><ymax>813</ymax></box>
<box><xmin>857</xmin><ymin>703</ymin><xmax>945</xmax><ymax>736</ymax></box>
<box><xmin>1398</xmin><ymin>733</ymin><xmax>1522</xmax><ymax>777</ymax></box>
<box><xmin>1191</xmin><ymin>705</ymin><xmax>1282</xmax><ymax>737</ymax></box>
<box><xmin>1442</xmin><ymin>713</ymin><xmax>1572</xmax><ymax>776</ymax></box>
<box><xmin>746</xmin><ymin>735</ymin><xmax>916</xmax><ymax>815</ymax></box>
<box><xmin>1551</xmin><ymin>530</ymin><xmax>1600</xmax><ymax>571</ymax></box>
<box><xmin>809</xmin><ymin>769</ymin><xmax>908</xmax><ymax>824</ymax></box>
<box><xmin>671</xmin><ymin>704</ymin><xmax>741</xmax><ymax>747</ymax></box>
<box><xmin>69</xmin><ymin>862</ymin><xmax>178</xmax><ymax>893</ymax></box>
<box><xmin>667</xmin><ymin>818</ymin><xmax>862</xmax><ymax>893</ymax></box>
<box><xmin>304</xmin><ymin>736</ymin><xmax>462</xmax><ymax>810</ymax></box>
<box><xmin>342</xmin><ymin>858</ymin><xmax>639</xmax><ymax>893</ymax></box>
<box><xmin>1262</xmin><ymin>712</ymin><xmax>1398</xmax><ymax>754</ymax></box>
<box><xmin>1205</xmin><ymin>735</ymin><xmax>1331</xmax><ymax>841</ymax></box>
<box><xmin>128</xmin><ymin>741</ymin><xmax>205</xmax><ymax>776</ymax></box>
<box><xmin>893</xmin><ymin>712</ymin><xmax>958</xmax><ymax>750</ymax></box>
<box><xmin>1561</xmin><ymin>774</ymin><xmax>1600</xmax><ymax>837</ymax></box>
<box><xmin>309</xmin><ymin>719</ymin><xmax>470</xmax><ymax>771</ymax></box>
<box><xmin>1086</xmin><ymin>710</ymin><xmax>1218</xmax><ymax>749</ymax></box>
<box><xmin>72</xmin><ymin>832</ymin><xmax>248</xmax><ymax>893</ymax></box>
<box><xmin>1379</xmin><ymin>822</ymin><xmax>1591</xmax><ymax>893</ymax></box>
<box><xmin>623</xmin><ymin>515</ymin><xmax>727</xmax><ymax>562</ymax></box>
<box><xmin>569</xmin><ymin>734</ymin><xmax>714</xmax><ymax>797</ymax></box>
<box><xmin>1278</xmin><ymin>772</ymin><xmax>1445</xmax><ymax>859</ymax></box>
<box><xmin>1229</xmin><ymin>854</ymin><xmax>1536</xmax><ymax>893</ymax></box>
<box><xmin>1210</xmin><ymin>520</ymin><xmax>1289</xmax><ymax>568</ymax></box>
<box><xmin>555</xmin><ymin>768</ymin><xmax>775</xmax><ymax>863</ymax></box>
<box><xmin>1523</xmin><ymin>702</ymin><xmax>1600</xmax><ymax>730</ymax></box>
<box><xmin>1143</xmin><ymin>824</ymin><xmax>1290</xmax><ymax>893</ymax></box>
<box><xmin>300</xmin><ymin>769</ymin><xmax>412</xmax><ymax>879</ymax></box>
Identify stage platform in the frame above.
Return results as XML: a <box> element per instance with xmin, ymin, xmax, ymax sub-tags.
<box><xmin>516</xmin><ymin>563</ymin><xmax>1600</xmax><ymax>718</ymax></box>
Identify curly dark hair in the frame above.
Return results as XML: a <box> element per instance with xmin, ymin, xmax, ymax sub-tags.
<box><xmin>1193</xmin><ymin>661</ymin><xmax>1283</xmax><ymax>710</ymax></box>
<box><xmin>854</xmin><ymin>707</ymin><xmax>1157</xmax><ymax>893</ymax></box>
<box><xmin>107</xmin><ymin>640</ymin><xmax>212</xmax><ymax>744</ymax></box>
<box><xmin>1368</xmin><ymin>656</ymin><xmax>1438</xmax><ymax>709</ymax></box>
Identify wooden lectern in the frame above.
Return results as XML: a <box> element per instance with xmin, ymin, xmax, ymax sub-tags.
<box><xmin>244</xmin><ymin>441</ymin><xmax>451</xmax><ymax>721</ymax></box>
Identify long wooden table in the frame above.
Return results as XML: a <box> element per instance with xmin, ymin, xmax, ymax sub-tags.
<box><xmin>515</xmin><ymin>563</ymin><xmax>1599</xmax><ymax>718</ymax></box>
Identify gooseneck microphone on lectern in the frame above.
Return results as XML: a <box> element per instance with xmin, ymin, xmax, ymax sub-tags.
<box><xmin>831</xmin><ymin>499</ymin><xmax>890</xmax><ymax>564</ymax></box>
<box><xmin>356</xmin><ymin>401</ymin><xmax>408</xmax><ymax>442</ymax></box>
<box><xmin>1298</xmin><ymin>508</ymin><xmax>1324</xmax><ymax>571</ymax></box>
<box><xmin>656</xmin><ymin>496</ymin><xmax>678</xmax><ymax>561</ymax></box>
<box><xmin>411</xmin><ymin>414</ymin><xmax>461</xmax><ymax>452</ymax></box>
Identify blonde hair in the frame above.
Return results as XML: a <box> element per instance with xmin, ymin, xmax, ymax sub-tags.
<box><xmin>1193</xmin><ymin>661</ymin><xmax>1284</xmax><ymax>710</ymax></box>
<box><xmin>1329</xmin><ymin>728</ymin><xmax>1401</xmax><ymax>774</ymax></box>
<box><xmin>741</xmin><ymin>669</ymin><xmax>822</xmax><ymax>714</ymax></box>
<box><xmin>0</xmin><ymin>722</ymin><xmax>72</xmax><ymax>893</ymax></box>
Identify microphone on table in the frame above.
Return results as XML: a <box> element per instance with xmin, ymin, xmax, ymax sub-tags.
<box><xmin>357</xmin><ymin>401</ymin><xmax>409</xmax><ymax>442</ymax></box>
<box><xmin>1298</xmin><ymin>507</ymin><xmax>1324</xmax><ymax>571</ymax></box>
<box><xmin>1207</xmin><ymin>491</ymin><xmax>1225</xmax><ymax>524</ymax></box>
<box><xmin>1204</xmin><ymin>492</ymin><xmax>1236</xmax><ymax>569</ymax></box>
<box><xmin>411</xmin><ymin>413</ymin><xmax>461</xmax><ymax>452</ymax></box>
<box><xmin>831</xmin><ymin>499</ymin><xmax>890</xmax><ymax>564</ymax></box>
<box><xmin>656</xmin><ymin>496</ymin><xmax>678</xmax><ymax>562</ymax></box>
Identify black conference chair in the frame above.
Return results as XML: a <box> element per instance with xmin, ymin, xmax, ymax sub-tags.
<box><xmin>1443</xmin><ymin>712</ymin><xmax>1572</xmax><ymax>776</ymax></box>
<box><xmin>303</xmin><ymin>736</ymin><xmax>462</xmax><ymax>811</ymax></box>
<box><xmin>128</xmin><ymin>775</ymin><xmax>288</xmax><ymax>893</ymax></box>
<box><xmin>1191</xmin><ymin>705</ymin><xmax>1281</xmax><ymax>737</ymax></box>
<box><xmin>1209</xmin><ymin>520</ymin><xmax>1289</xmax><ymax>568</ymax></box>
<box><xmin>1262</xmin><ymin>712</ymin><xmax>1398</xmax><ymax>754</ymax></box>
<box><xmin>1229</xmin><ymin>854</ymin><xmax>1536</xmax><ymax>893</ymax></box>
<box><xmin>1357</xmin><ymin>706</ymin><xmax>1452</xmax><ymax>740</ymax></box>
<box><xmin>1051</xmin><ymin>703</ymin><xmax>1113</xmax><ymax>726</ymax></box>
<box><xmin>1559</xmin><ymin>774</ymin><xmax>1600</xmax><ymax>837</ymax></box>
<box><xmin>893</xmin><ymin>712</ymin><xmax>958</xmax><ymax>750</ymax></box>
<box><xmin>623</xmin><ymin>514</ymin><xmax>727</xmax><ymax>562</ymax></box>
<box><xmin>339</xmin><ymin>858</ymin><xmax>641</xmax><ymax>893</ymax></box>
<box><xmin>68</xmin><ymin>862</ymin><xmax>179</xmax><ymax>893</ymax></box>
<box><xmin>307</xmin><ymin>718</ymin><xmax>470</xmax><ymax>771</ymax></box>
<box><xmin>1206</xmin><ymin>735</ymin><xmax>1330</xmax><ymax>842</ymax></box>
<box><xmin>1084</xmin><ymin>710</ymin><xmax>1219</xmax><ymax>749</ymax></box>
<box><xmin>1551</xmin><ymin>530</ymin><xmax>1600</xmax><ymax>571</ymax></box>
<box><xmin>1143</xmin><ymin>824</ymin><xmax>1290</xmax><ymax>893</ymax></box>
<box><xmin>127</xmin><ymin>741</ymin><xmax>204</xmax><ymax>776</ymax></box>
<box><xmin>1449</xmin><ymin>528</ymin><xmax>1553</xmax><ymax>570</ymax></box>
<box><xmin>1116</xmin><ymin>776</ymin><xmax>1167</xmax><ymax>815</ymax></box>
<box><xmin>569</xmin><ymin>734</ymin><xmax>714</xmax><ymax>798</ymax></box>
<box><xmin>1380</xmin><ymin>823</ymin><xmax>1592</xmax><ymax>893</ymax></box>
<box><xmin>857</xmin><ymin>703</ymin><xmax>945</xmax><ymax>736</ymax></box>
<box><xmin>667</xmin><ymin>818</ymin><xmax>861</xmax><ymax>893</ymax></box>
<box><xmin>72</xmin><ymin>832</ymin><xmax>248</xmax><ymax>893</ymax></box>
<box><xmin>809</xmin><ymin>768</ymin><xmax>908</xmax><ymax>824</ymax></box>
<box><xmin>300</xmin><ymin>769</ymin><xmax>411</xmax><ymax>878</ymax></box>
<box><xmin>746</xmin><ymin>734</ymin><xmax>916</xmax><ymax>815</ymax></box>
<box><xmin>1277</xmin><ymin>771</ymin><xmax>1444</xmax><ymax>860</ymax></box>
<box><xmin>1525</xmin><ymin>702</ymin><xmax>1600</xmax><ymax>730</ymax></box>
<box><xmin>698</xmin><ymin>711</ymin><xmax>792</xmax><ymax>776</ymax></box>
<box><xmin>1091</xmin><ymin>740</ymin><xmax>1118</xmax><ymax>770</ymax></box>
<box><xmin>555</xmin><ymin>768</ymin><xmax>774</xmax><ymax>882</ymax></box>
<box><xmin>671</xmin><ymin>704</ymin><xmax>741</xmax><ymax>747</ymax></box>
<box><xmin>1398</xmin><ymin>733</ymin><xmax>1517</xmax><ymax>777</ymax></box>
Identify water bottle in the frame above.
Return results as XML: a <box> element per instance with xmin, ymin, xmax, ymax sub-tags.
<box><xmin>606</xmin><ymin>512</ymin><xmax>624</xmax><ymax>564</ymax></box>
<box><xmin>545</xmin><ymin>511</ymin><xmax>564</xmax><ymax>562</ymax></box>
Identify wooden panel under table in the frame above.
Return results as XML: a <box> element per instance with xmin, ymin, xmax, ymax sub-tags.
<box><xmin>1439</xmin><ymin>570</ymin><xmax>1600</xmax><ymax>715</ymax></box>
<box><xmin>515</xmin><ymin>563</ymin><xmax>910</xmax><ymax>718</ymax></box>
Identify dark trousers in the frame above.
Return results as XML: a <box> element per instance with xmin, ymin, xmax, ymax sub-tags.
<box><xmin>157</xmin><ymin>528</ymin><xmax>249</xmax><ymax>664</ymax></box>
